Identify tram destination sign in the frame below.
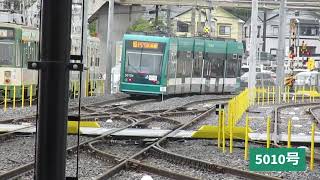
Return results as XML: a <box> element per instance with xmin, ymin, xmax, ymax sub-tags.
<box><xmin>133</xmin><ymin>41</ymin><xmax>158</xmax><ymax>49</ymax></box>
<box><xmin>0</xmin><ymin>28</ymin><xmax>14</xmax><ymax>39</ymax></box>
<box><xmin>126</xmin><ymin>40</ymin><xmax>164</xmax><ymax>51</ymax></box>
<box><xmin>249</xmin><ymin>148</ymin><xmax>306</xmax><ymax>171</ymax></box>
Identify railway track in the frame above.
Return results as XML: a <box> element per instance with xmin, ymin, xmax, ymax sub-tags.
<box><xmin>271</xmin><ymin>102</ymin><xmax>320</xmax><ymax>175</ymax></box>
<box><xmin>273</xmin><ymin>102</ymin><xmax>320</xmax><ymax>144</ymax></box>
<box><xmin>0</xmin><ymin>95</ymin><xmax>290</xmax><ymax>180</ymax></box>
<box><xmin>92</xmin><ymin>100</ymin><xmax>279</xmax><ymax>180</ymax></box>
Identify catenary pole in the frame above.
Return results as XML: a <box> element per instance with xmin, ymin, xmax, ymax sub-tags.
<box><xmin>276</xmin><ymin>0</ymin><xmax>286</xmax><ymax>94</ymax></box>
<box><xmin>197</xmin><ymin>7</ymin><xmax>202</xmax><ymax>34</ymax></box>
<box><xmin>166</xmin><ymin>5</ymin><xmax>171</xmax><ymax>34</ymax></box>
<box><xmin>81</xmin><ymin>0</ymin><xmax>88</xmax><ymax>97</ymax></box>
<box><xmin>262</xmin><ymin>10</ymin><xmax>267</xmax><ymax>52</ymax></box>
<box><xmin>35</xmin><ymin>0</ymin><xmax>72</xmax><ymax>179</ymax></box>
<box><xmin>191</xmin><ymin>7</ymin><xmax>196</xmax><ymax>36</ymax></box>
<box><xmin>105</xmin><ymin>0</ymin><xmax>114</xmax><ymax>94</ymax></box>
<box><xmin>248</xmin><ymin>0</ymin><xmax>258</xmax><ymax>102</ymax></box>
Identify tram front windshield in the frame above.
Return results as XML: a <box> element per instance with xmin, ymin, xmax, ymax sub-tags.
<box><xmin>125</xmin><ymin>40</ymin><xmax>165</xmax><ymax>75</ymax></box>
<box><xmin>126</xmin><ymin>50</ymin><xmax>163</xmax><ymax>75</ymax></box>
<box><xmin>0</xmin><ymin>28</ymin><xmax>15</xmax><ymax>66</ymax></box>
<box><xmin>0</xmin><ymin>42</ymin><xmax>14</xmax><ymax>66</ymax></box>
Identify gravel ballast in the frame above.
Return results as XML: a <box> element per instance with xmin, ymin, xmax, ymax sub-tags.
<box><xmin>109</xmin><ymin>170</ymin><xmax>171</xmax><ymax>180</ymax></box>
<box><xmin>0</xmin><ymin>135</ymin><xmax>93</xmax><ymax>175</ymax></box>
<box><xmin>236</xmin><ymin>105</ymin><xmax>275</xmax><ymax>133</ymax></box>
<box><xmin>278</xmin><ymin>105</ymin><xmax>319</xmax><ymax>135</ymax></box>
<box><xmin>162</xmin><ymin>114</ymin><xmax>199</xmax><ymax>125</ymax></box>
<box><xmin>0</xmin><ymin>94</ymin><xmax>127</xmax><ymax>121</ymax></box>
<box><xmin>93</xmin><ymin>140</ymin><xmax>147</xmax><ymax>159</ymax></box>
<box><xmin>97</xmin><ymin>117</ymin><xmax>131</xmax><ymax>129</ymax></box>
<box><xmin>128</xmin><ymin>95</ymin><xmax>230</xmax><ymax>112</ymax></box>
<box><xmin>184</xmin><ymin>111</ymin><xmax>218</xmax><ymax>130</ymax></box>
<box><xmin>65</xmin><ymin>149</ymin><xmax>115</xmax><ymax>179</ymax></box>
<box><xmin>162</xmin><ymin>139</ymin><xmax>320</xmax><ymax>180</ymax></box>
<box><xmin>139</xmin><ymin>155</ymin><xmax>244</xmax><ymax>180</ymax></box>
<box><xmin>0</xmin><ymin>135</ymin><xmax>34</xmax><ymax>174</ymax></box>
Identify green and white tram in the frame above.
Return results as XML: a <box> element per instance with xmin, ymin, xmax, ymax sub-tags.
<box><xmin>120</xmin><ymin>34</ymin><xmax>244</xmax><ymax>95</ymax></box>
<box><xmin>70</xmin><ymin>35</ymin><xmax>102</xmax><ymax>97</ymax></box>
<box><xmin>0</xmin><ymin>23</ymin><xmax>38</xmax><ymax>99</ymax></box>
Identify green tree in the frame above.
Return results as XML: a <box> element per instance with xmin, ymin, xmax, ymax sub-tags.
<box><xmin>128</xmin><ymin>18</ymin><xmax>166</xmax><ymax>33</ymax></box>
<box><xmin>128</xmin><ymin>18</ymin><xmax>153</xmax><ymax>32</ymax></box>
<box><xmin>89</xmin><ymin>20</ymin><xmax>97</xmax><ymax>37</ymax></box>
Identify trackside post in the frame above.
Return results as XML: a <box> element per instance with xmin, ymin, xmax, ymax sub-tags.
<box><xmin>310</xmin><ymin>123</ymin><xmax>315</xmax><ymax>171</ymax></box>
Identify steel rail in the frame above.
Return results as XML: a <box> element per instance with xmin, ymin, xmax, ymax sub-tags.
<box><xmin>95</xmin><ymin>99</ymin><xmax>279</xmax><ymax>180</ymax></box>
<box><xmin>0</xmin><ymin>99</ymin><xmax>158</xmax><ymax>179</ymax></box>
<box><xmin>95</xmin><ymin>107</ymin><xmax>215</xmax><ymax>179</ymax></box>
<box><xmin>88</xmin><ymin>140</ymin><xmax>199</xmax><ymax>180</ymax></box>
<box><xmin>0</xmin><ymin>96</ymin><xmax>234</xmax><ymax>179</ymax></box>
<box><xmin>273</xmin><ymin>102</ymin><xmax>320</xmax><ymax>165</ymax></box>
<box><xmin>273</xmin><ymin>101</ymin><xmax>320</xmax><ymax>145</ymax></box>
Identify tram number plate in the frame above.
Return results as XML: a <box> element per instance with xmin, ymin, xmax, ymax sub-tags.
<box><xmin>148</xmin><ymin>75</ymin><xmax>157</xmax><ymax>81</ymax></box>
<box><xmin>160</xmin><ymin>86</ymin><xmax>166</xmax><ymax>92</ymax></box>
<box><xmin>249</xmin><ymin>148</ymin><xmax>306</xmax><ymax>171</ymax></box>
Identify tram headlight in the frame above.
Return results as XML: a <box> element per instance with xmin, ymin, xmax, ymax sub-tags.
<box><xmin>4</xmin><ymin>71</ymin><xmax>11</xmax><ymax>84</ymax></box>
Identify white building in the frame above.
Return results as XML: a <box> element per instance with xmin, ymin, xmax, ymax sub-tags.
<box><xmin>244</xmin><ymin>10</ymin><xmax>320</xmax><ymax>60</ymax></box>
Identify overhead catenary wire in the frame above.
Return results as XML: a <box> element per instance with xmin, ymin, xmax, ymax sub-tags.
<box><xmin>73</xmin><ymin>0</ymin><xmax>88</xmax><ymax>178</ymax></box>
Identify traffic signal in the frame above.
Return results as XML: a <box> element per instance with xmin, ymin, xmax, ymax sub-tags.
<box><xmin>307</xmin><ymin>58</ymin><xmax>315</xmax><ymax>71</ymax></box>
<box><xmin>203</xmin><ymin>26</ymin><xmax>210</xmax><ymax>33</ymax></box>
<box><xmin>285</xmin><ymin>75</ymin><xmax>295</xmax><ymax>87</ymax></box>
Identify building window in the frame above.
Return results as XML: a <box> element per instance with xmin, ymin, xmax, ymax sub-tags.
<box><xmin>270</xmin><ymin>48</ymin><xmax>277</xmax><ymax>57</ymax></box>
<box><xmin>272</xmin><ymin>26</ymin><xmax>279</xmax><ymax>36</ymax></box>
<box><xmin>244</xmin><ymin>27</ymin><xmax>248</xmax><ymax>38</ymax></box>
<box><xmin>95</xmin><ymin>57</ymin><xmax>100</xmax><ymax>66</ymax></box>
<box><xmin>300</xmin><ymin>25</ymin><xmax>319</xmax><ymax>36</ymax></box>
<box><xmin>177</xmin><ymin>21</ymin><xmax>189</xmax><ymax>32</ymax></box>
<box><xmin>218</xmin><ymin>24</ymin><xmax>231</xmax><ymax>36</ymax></box>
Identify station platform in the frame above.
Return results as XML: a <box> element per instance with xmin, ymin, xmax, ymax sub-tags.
<box><xmin>1</xmin><ymin>124</ymin><xmax>319</xmax><ymax>143</ymax></box>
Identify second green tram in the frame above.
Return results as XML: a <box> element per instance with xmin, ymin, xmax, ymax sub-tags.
<box><xmin>120</xmin><ymin>34</ymin><xmax>244</xmax><ymax>95</ymax></box>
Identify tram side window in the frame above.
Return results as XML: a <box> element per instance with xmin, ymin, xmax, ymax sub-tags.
<box><xmin>217</xmin><ymin>55</ymin><xmax>225</xmax><ymax>78</ymax></box>
<box><xmin>176</xmin><ymin>51</ymin><xmax>185</xmax><ymax>78</ymax></box>
<box><xmin>90</xmin><ymin>57</ymin><xmax>94</xmax><ymax>67</ymax></box>
<box><xmin>193</xmin><ymin>52</ymin><xmax>203</xmax><ymax>78</ymax></box>
<box><xmin>22</xmin><ymin>42</ymin><xmax>28</xmax><ymax>67</ymax></box>
<box><xmin>0</xmin><ymin>42</ymin><xmax>14</xmax><ymax>66</ymax></box>
<box><xmin>95</xmin><ymin>57</ymin><xmax>100</xmax><ymax>66</ymax></box>
<box><xmin>203</xmin><ymin>53</ymin><xmax>210</xmax><ymax>78</ymax></box>
<box><xmin>208</xmin><ymin>53</ymin><xmax>224</xmax><ymax>78</ymax></box>
<box><xmin>31</xmin><ymin>43</ymin><xmax>35</xmax><ymax>61</ymax></box>
<box><xmin>16</xmin><ymin>43</ymin><xmax>21</xmax><ymax>67</ymax></box>
<box><xmin>167</xmin><ymin>47</ymin><xmax>177</xmax><ymax>79</ymax></box>
<box><xmin>185</xmin><ymin>51</ymin><xmax>193</xmax><ymax>77</ymax></box>
<box><xmin>237</xmin><ymin>57</ymin><xmax>241</xmax><ymax>77</ymax></box>
<box><xmin>226</xmin><ymin>57</ymin><xmax>238</xmax><ymax>78</ymax></box>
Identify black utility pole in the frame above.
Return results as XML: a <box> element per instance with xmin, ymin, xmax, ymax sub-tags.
<box><xmin>35</xmin><ymin>0</ymin><xmax>72</xmax><ymax>179</ymax></box>
<box><xmin>155</xmin><ymin>5</ymin><xmax>159</xmax><ymax>27</ymax></box>
<box><xmin>262</xmin><ymin>10</ymin><xmax>267</xmax><ymax>52</ymax></box>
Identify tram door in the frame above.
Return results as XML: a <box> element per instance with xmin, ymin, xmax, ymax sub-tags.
<box><xmin>317</xmin><ymin>74</ymin><xmax>320</xmax><ymax>91</ymax></box>
<box><xmin>214</xmin><ymin>54</ymin><xmax>226</xmax><ymax>93</ymax></box>
<box><xmin>167</xmin><ymin>42</ymin><xmax>177</xmax><ymax>95</ymax></box>
<box><xmin>191</xmin><ymin>51</ymin><xmax>203</xmax><ymax>93</ymax></box>
<box><xmin>202</xmin><ymin>53</ymin><xmax>211</xmax><ymax>93</ymax></box>
<box><xmin>182</xmin><ymin>51</ymin><xmax>192</xmax><ymax>94</ymax></box>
